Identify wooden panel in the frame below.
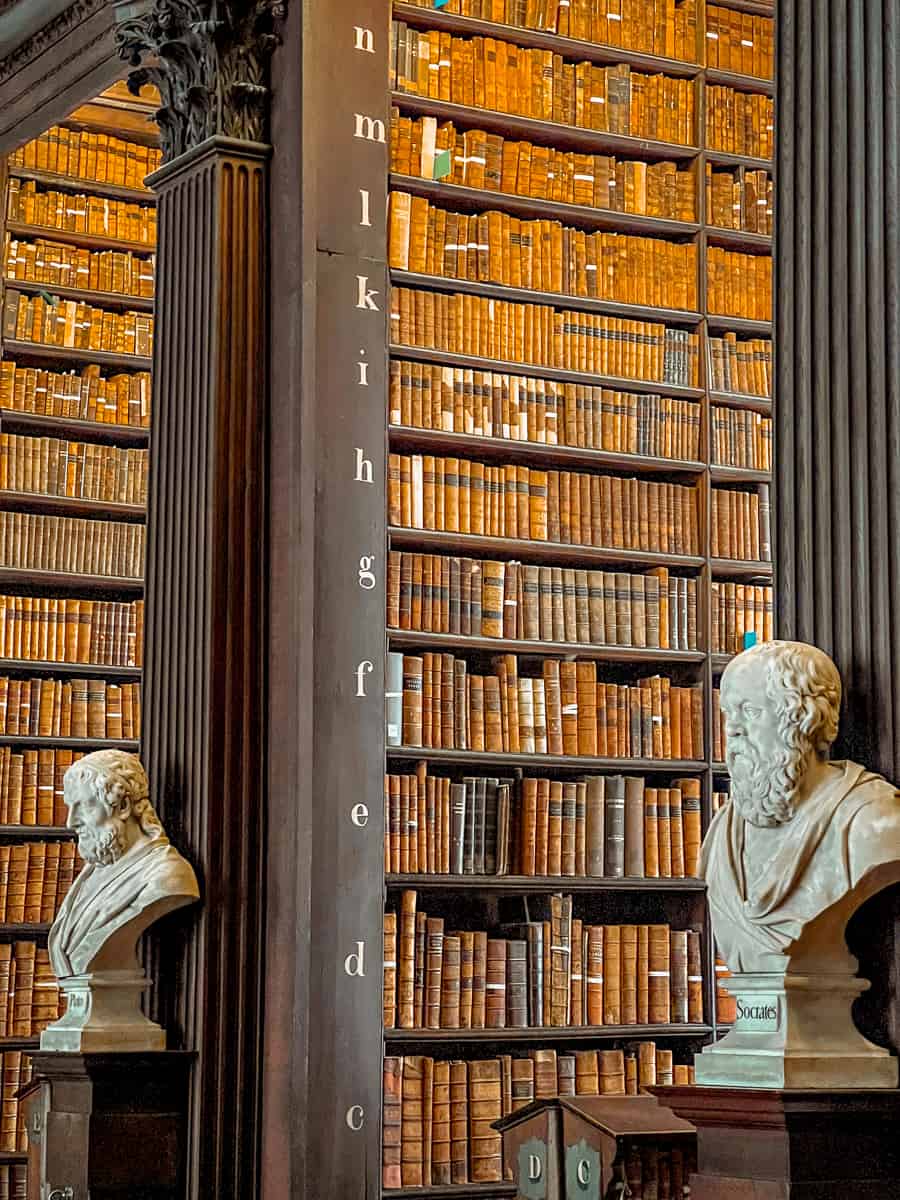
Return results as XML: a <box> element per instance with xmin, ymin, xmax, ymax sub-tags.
<box><xmin>142</xmin><ymin>137</ymin><xmax>268</xmax><ymax>1200</ymax></box>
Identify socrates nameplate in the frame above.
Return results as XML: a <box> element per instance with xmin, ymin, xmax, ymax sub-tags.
<box><xmin>735</xmin><ymin>994</ymin><xmax>780</xmax><ymax>1033</ymax></box>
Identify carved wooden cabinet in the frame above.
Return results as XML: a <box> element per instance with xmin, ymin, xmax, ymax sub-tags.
<box><xmin>20</xmin><ymin>1052</ymin><xmax>192</xmax><ymax>1200</ymax></box>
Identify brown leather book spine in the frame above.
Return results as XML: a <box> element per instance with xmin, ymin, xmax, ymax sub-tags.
<box><xmin>687</xmin><ymin>930</ymin><xmax>704</xmax><ymax>1023</ymax></box>
<box><xmin>620</xmin><ymin>924</ymin><xmax>638</xmax><ymax>1025</ymax></box>
<box><xmin>424</xmin><ymin>918</ymin><xmax>444</xmax><ymax>1028</ymax></box>
<box><xmin>534</xmin><ymin>778</ymin><xmax>550</xmax><ymax>874</ymax></box>
<box><xmin>669</xmin><ymin>787</ymin><xmax>685</xmax><ymax>877</ymax></box>
<box><xmin>511</xmin><ymin>1058</ymin><xmax>535</xmax><ymax>1111</ymax></box>
<box><xmin>402</xmin><ymin>656</ymin><xmax>424</xmax><ymax>746</ymax></box>
<box><xmin>401</xmin><ymin>1055</ymin><xmax>425</xmax><ymax>1187</ymax></box>
<box><xmin>570</xmin><ymin>917</ymin><xmax>583</xmax><ymax>1026</ymax></box>
<box><xmin>431</xmin><ymin>1059</ymin><xmax>452</xmax><ymax>1185</ymax></box>
<box><xmin>450</xmin><ymin>1060</ymin><xmax>469</xmax><ymax>1184</ymax></box>
<box><xmin>485</xmin><ymin>938</ymin><xmax>507</xmax><ymax>1029</ymax></box>
<box><xmin>458</xmin><ymin>930</ymin><xmax>474</xmax><ymax>1029</ymax></box>
<box><xmin>657</xmin><ymin>787</ymin><xmax>672</xmax><ymax>878</ymax></box>
<box><xmin>441</xmin><ymin>934</ymin><xmax>461</xmax><ymax>1030</ymax></box>
<box><xmin>598</xmin><ymin>1049</ymin><xmax>626</xmax><ymax>1095</ymax></box>
<box><xmin>468</xmin><ymin>1059</ymin><xmax>503</xmax><ymax>1182</ymax></box>
<box><xmin>603</xmin><ymin>924</ymin><xmax>622</xmax><ymax>1025</ymax></box>
<box><xmin>382</xmin><ymin>1057</ymin><xmax>403</xmax><ymax>1189</ymax></box>
<box><xmin>506</xmin><ymin>939</ymin><xmax>528</xmax><ymax>1028</ymax></box>
<box><xmin>648</xmin><ymin>924</ymin><xmax>671</xmax><ymax>1023</ymax></box>
<box><xmin>637</xmin><ymin>924</ymin><xmax>650</xmax><ymax>1024</ymax></box>
<box><xmin>586</xmin><ymin>924</ymin><xmax>604</xmax><ymax>1025</ymax></box>
<box><xmin>471</xmin><ymin>930</ymin><xmax>488</xmax><ymax>1028</ymax></box>
<box><xmin>530</xmin><ymin>1048</ymin><xmax>558</xmax><ymax>1099</ymax></box>
<box><xmin>543</xmin><ymin>659</ymin><xmax>563</xmax><ymax>754</ymax></box>
<box><xmin>560</xmin><ymin>661</ymin><xmax>578</xmax><ymax>755</ymax></box>
<box><xmin>678</xmin><ymin>777</ymin><xmax>702</xmax><ymax>876</ymax></box>
<box><xmin>670</xmin><ymin>929</ymin><xmax>689</xmax><ymax>1024</ymax></box>
<box><xmin>384</xmin><ymin>911</ymin><xmax>397</xmax><ymax>1029</ymax></box>
<box><xmin>547</xmin><ymin>781</ymin><xmax>563</xmax><ymax>875</ymax></box>
<box><xmin>575</xmin><ymin>1049</ymin><xmax>599</xmax><ymax>1095</ymax></box>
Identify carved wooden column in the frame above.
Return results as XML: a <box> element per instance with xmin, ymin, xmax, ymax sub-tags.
<box><xmin>113</xmin><ymin>4</ymin><xmax>282</xmax><ymax>1196</ymax></box>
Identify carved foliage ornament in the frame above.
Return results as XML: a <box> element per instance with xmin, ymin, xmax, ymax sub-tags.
<box><xmin>115</xmin><ymin>0</ymin><xmax>285</xmax><ymax>161</ymax></box>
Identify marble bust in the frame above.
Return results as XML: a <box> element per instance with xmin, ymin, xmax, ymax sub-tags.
<box><xmin>41</xmin><ymin>749</ymin><xmax>199</xmax><ymax>1051</ymax></box>
<box><xmin>696</xmin><ymin>640</ymin><xmax>900</xmax><ymax>1087</ymax></box>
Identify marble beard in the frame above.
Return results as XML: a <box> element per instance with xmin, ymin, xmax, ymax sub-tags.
<box><xmin>43</xmin><ymin>749</ymin><xmax>199</xmax><ymax>1051</ymax></box>
<box><xmin>696</xmin><ymin>640</ymin><xmax>900</xmax><ymax>1088</ymax></box>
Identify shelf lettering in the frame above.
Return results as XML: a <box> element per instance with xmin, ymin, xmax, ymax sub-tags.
<box><xmin>350</xmin><ymin>802</ymin><xmax>369</xmax><ymax>827</ymax></box>
<box><xmin>356</xmin><ymin>275</ymin><xmax>380</xmax><ymax>311</ymax></box>
<box><xmin>355</xmin><ymin>660</ymin><xmax>374</xmax><ymax>696</ymax></box>
<box><xmin>345</xmin><ymin>1105</ymin><xmax>365</xmax><ymax>1131</ymax></box>
<box><xmin>359</xmin><ymin>188</ymin><xmax>372</xmax><ymax>227</ymax></box>
<box><xmin>354</xmin><ymin>447</ymin><xmax>374</xmax><ymax>483</ymax></box>
<box><xmin>353</xmin><ymin>26</ymin><xmax>375</xmax><ymax>52</ymax></box>
<box><xmin>353</xmin><ymin>114</ymin><xmax>386</xmax><ymax>143</ymax></box>
<box><xmin>357</xmin><ymin>349</ymin><xmax>369</xmax><ymax>386</ymax></box>
<box><xmin>344</xmin><ymin>941</ymin><xmax>366</xmax><ymax>976</ymax></box>
<box><xmin>358</xmin><ymin>556</ymin><xmax>376</xmax><ymax>590</ymax></box>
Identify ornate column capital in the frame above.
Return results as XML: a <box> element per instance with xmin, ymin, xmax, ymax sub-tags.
<box><xmin>115</xmin><ymin>0</ymin><xmax>285</xmax><ymax>161</ymax></box>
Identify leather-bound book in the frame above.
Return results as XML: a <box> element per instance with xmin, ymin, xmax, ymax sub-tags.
<box><xmin>621</xmin><ymin>924</ymin><xmax>638</xmax><ymax>1024</ymax></box>
<box><xmin>472</xmin><ymin>931</ymin><xmax>488</xmax><ymax>1028</ymax></box>
<box><xmin>687</xmin><ymin>930</ymin><xmax>704</xmax><ymax>1022</ymax></box>
<box><xmin>530</xmin><ymin>1048</ymin><xmax>558</xmax><ymax>1099</ymax></box>
<box><xmin>648</xmin><ymin>924</ymin><xmax>671</xmax><ymax>1023</ymax></box>
<box><xmin>603</xmin><ymin>924</ymin><xmax>622</xmax><ymax>1024</ymax></box>
<box><xmin>402</xmin><ymin>655</ymin><xmax>424</xmax><ymax>746</ymax></box>
<box><xmin>532</xmin><ymin>677</ymin><xmax>548</xmax><ymax>753</ymax></box>
<box><xmin>656</xmin><ymin>1048</ymin><xmax>674</xmax><ymax>1085</ymax></box>
<box><xmin>598</xmin><ymin>1049</ymin><xmax>626</xmax><ymax>1095</ymax></box>
<box><xmin>638</xmin><ymin>1040</ymin><xmax>656</xmax><ymax>1090</ymax></box>
<box><xmin>413</xmin><ymin>911</ymin><xmax>427</xmax><ymax>1027</ymax></box>
<box><xmin>547</xmin><ymin>781</ymin><xmax>563</xmax><ymax>875</ymax></box>
<box><xmin>669</xmin><ymin>786</ymin><xmax>685</xmax><ymax>877</ymax></box>
<box><xmin>657</xmin><ymin>788</ymin><xmax>672</xmax><ymax>878</ymax></box>
<box><xmin>604</xmin><ymin>775</ymin><xmax>626</xmax><ymax>877</ymax></box>
<box><xmin>624</xmin><ymin>775</ymin><xmax>646</xmax><ymax>876</ymax></box>
<box><xmin>576</xmin><ymin>661</ymin><xmax>598</xmax><ymax>756</ymax></box>
<box><xmin>481</xmin><ymin>560</ymin><xmax>504</xmax><ymax>639</ymax></box>
<box><xmin>586</xmin><ymin>776</ymin><xmax>605</xmax><ymax>876</ymax></box>
<box><xmin>561</xmin><ymin>782</ymin><xmax>577</xmax><ymax>875</ymax></box>
<box><xmin>432</xmin><ymin>1059</ymin><xmax>452</xmax><ymax>1185</ymax></box>
<box><xmin>569</xmin><ymin>916</ymin><xmax>584</xmax><ymax>1025</ymax></box>
<box><xmin>382</xmin><ymin>1057</ymin><xmax>403</xmax><ymax>1189</ymax></box>
<box><xmin>560</xmin><ymin>661</ymin><xmax>579</xmax><ymax>755</ymax></box>
<box><xmin>520</xmin><ymin>778</ymin><xmax>538</xmax><ymax>875</ymax></box>
<box><xmin>401</xmin><ymin>1055</ymin><xmax>425</xmax><ymax>1186</ymax></box>
<box><xmin>449</xmin><ymin>1060</ymin><xmax>469</xmax><ymax>1184</ymax></box>
<box><xmin>670</xmin><ymin>929</ymin><xmax>689</xmax><ymax>1024</ymax></box>
<box><xmin>574</xmin><ymin>781</ymin><xmax>587</xmax><ymax>875</ymax></box>
<box><xmin>535</xmin><ymin>779</ymin><xmax>550</xmax><ymax>875</ymax></box>
<box><xmin>511</xmin><ymin>1058</ymin><xmax>534</xmax><ymax>1111</ymax></box>
<box><xmin>517</xmin><ymin>677</ymin><xmax>534</xmax><ymax>754</ymax></box>
<box><xmin>458</xmin><ymin>931</ymin><xmax>474</xmax><ymax>1029</ymax></box>
<box><xmin>506</xmin><ymin>939</ymin><xmax>528</xmax><ymax>1028</ymax></box>
<box><xmin>384</xmin><ymin>911</ymin><xmax>397</xmax><ymax>1029</ymax></box>
<box><xmin>558</xmin><ymin>1054</ymin><xmax>576</xmax><ymax>1096</ymax></box>
<box><xmin>441</xmin><ymin>935</ymin><xmax>461</xmax><ymax>1030</ymax></box>
<box><xmin>485</xmin><ymin>938</ymin><xmax>507</xmax><ymax>1029</ymax></box>
<box><xmin>468</xmin><ymin>1059</ymin><xmax>503</xmax><ymax>1182</ymax></box>
<box><xmin>543</xmin><ymin>660</ymin><xmax>563</xmax><ymax>754</ymax></box>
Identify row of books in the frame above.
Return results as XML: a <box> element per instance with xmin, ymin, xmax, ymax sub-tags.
<box><xmin>710</xmin><ymin>582</ymin><xmax>774</xmax><ymax>654</ymax></box>
<box><xmin>6</xmin><ymin>179</ymin><xmax>157</xmax><ymax>246</ymax></box>
<box><xmin>0</xmin><ymin>1053</ymin><xmax>30</xmax><ymax>1153</ymax></box>
<box><xmin>10</xmin><ymin>124</ymin><xmax>160</xmax><ymax>190</ymax></box>
<box><xmin>710</xmin><ymin>405</ymin><xmax>772</xmax><ymax>470</ymax></box>
<box><xmin>388</xmin><ymin>454</ymin><xmax>700</xmax><ymax>553</ymax></box>
<box><xmin>4</xmin><ymin>237</ymin><xmax>155</xmax><ymax>299</ymax></box>
<box><xmin>386</xmin><ymin>892</ymin><xmax>704</xmax><ymax>1029</ymax></box>
<box><xmin>707</xmin><ymin>332</ymin><xmax>771</xmax><ymax>397</ymax></box>
<box><xmin>0</xmin><ymin>841</ymin><xmax>80</xmax><ymax>923</ymax></box>
<box><xmin>705</xmin><ymin>87</ymin><xmax>774</xmax><ymax>159</ymax></box>
<box><xmin>3</xmin><ymin>289</ymin><xmax>154</xmax><ymax>358</ymax></box>
<box><xmin>387</xmin><ymin>553</ymin><xmax>699</xmax><ymax>649</ymax></box>
<box><xmin>391</xmin><ymin>26</ymin><xmax>697</xmax><ymax>145</ymax></box>
<box><xmin>706</xmin><ymin>164</ymin><xmax>773</xmax><ymax>235</ymax></box>
<box><xmin>0</xmin><ymin>676</ymin><xmax>141</xmax><ymax>740</ymax></box>
<box><xmin>388</xmin><ymin>192</ymin><xmax>699</xmax><ymax>310</ymax></box>
<box><xmin>710</xmin><ymin>484</ymin><xmax>770</xmax><ymax>561</ymax></box>
<box><xmin>387</xmin><ymin>654</ymin><xmax>704</xmax><ymax>758</ymax></box>
<box><xmin>0</xmin><ymin>1164</ymin><xmax>25</xmax><ymax>1198</ymax></box>
<box><xmin>0</xmin><ymin>362</ymin><xmax>152</xmax><ymax>427</ymax></box>
<box><xmin>0</xmin><ymin>595</ymin><xmax>143</xmax><ymax>666</ymax></box>
<box><xmin>0</xmin><ymin>746</ymin><xmax>83</xmax><ymax>826</ymax></box>
<box><xmin>707</xmin><ymin>5</ymin><xmax>774</xmax><ymax>78</ymax></box>
<box><xmin>391</xmin><ymin>113</ymin><xmax>697</xmax><ymax>220</ymax></box>
<box><xmin>0</xmin><ymin>434</ymin><xmax>148</xmax><ymax>505</ymax></box>
<box><xmin>715</xmin><ymin>954</ymin><xmax>736</xmax><ymax>1023</ymax></box>
<box><xmin>390</xmin><ymin>360</ymin><xmax>703</xmax><ymax>458</ymax></box>
<box><xmin>397</xmin><ymin>0</ymin><xmax>700</xmax><ymax>60</ymax></box>
<box><xmin>392</xmin><ymin>286</ymin><xmax>702</xmax><ymax>384</ymax></box>
<box><xmin>382</xmin><ymin>1048</ymin><xmax>694</xmax><ymax>1189</ymax></box>
<box><xmin>707</xmin><ymin>247</ymin><xmax>772</xmax><ymax>321</ymax></box>
<box><xmin>384</xmin><ymin>768</ymin><xmax>702</xmax><ymax>878</ymax></box>
<box><xmin>0</xmin><ymin>943</ymin><xmax>63</xmax><ymax>1037</ymax></box>
<box><xmin>0</xmin><ymin>512</ymin><xmax>145</xmax><ymax>579</ymax></box>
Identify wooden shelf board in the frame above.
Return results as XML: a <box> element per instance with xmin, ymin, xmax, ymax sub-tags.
<box><xmin>391</xmin><ymin>345</ymin><xmax>705</xmax><ymax>398</ymax></box>
<box><xmin>0</xmin><ymin>491</ymin><xmax>146</xmax><ymax>522</ymax></box>
<box><xmin>392</xmin><ymin>270</ymin><xmax>704</xmax><ymax>327</ymax></box>
<box><xmin>705</xmin><ymin>0</ymin><xmax>773</xmax><ymax>19</ymax></box>
<box><xmin>0</xmin><ymin>1037</ymin><xmax>39</xmax><ymax>1050</ymax></box>
<box><xmin>2</xmin><ymin>341</ymin><xmax>152</xmax><ymax>372</ymax></box>
<box><xmin>384</xmin><ymin>1185</ymin><xmax>516</xmax><ymax>1200</ymax></box>
<box><xmin>0</xmin><ymin>410</ymin><xmax>150</xmax><ymax>447</ymax></box>
<box><xmin>709</xmin><ymin>557</ymin><xmax>774</xmax><ymax>580</ymax></box>
<box><xmin>708</xmin><ymin>391</ymin><xmax>772</xmax><ymax>414</ymax></box>
<box><xmin>386</xmin><ymin>874</ymin><xmax>706</xmax><ymax>893</ymax></box>
<box><xmin>0</xmin><ymin>1152</ymin><xmax>27</xmax><ymax>1162</ymax></box>
<box><xmin>705</xmin><ymin>314</ymin><xmax>772</xmax><ymax>336</ymax></box>
<box><xmin>5</xmin><ymin>220</ymin><xmax>155</xmax><ymax>257</ymax></box>
<box><xmin>384</xmin><ymin>1024</ymin><xmax>713</xmax><ymax>1044</ymax></box>
<box><xmin>711</xmin><ymin>652</ymin><xmax>734</xmax><ymax>671</ymax></box>
<box><xmin>390</xmin><ymin>173</ymin><xmax>701</xmax><ymax>239</ymax></box>
<box><xmin>0</xmin><ymin>924</ymin><xmax>51</xmax><ymax>938</ymax></box>
<box><xmin>712</xmin><ymin>761</ymin><xmax>729</xmax><ymax>773</ymax></box>
<box><xmin>386</xmin><ymin>746</ymin><xmax>708</xmax><ymax>773</ymax></box>
<box><xmin>393</xmin><ymin>3</ymin><xmax>702</xmax><ymax>78</ymax></box>
<box><xmin>4</xmin><ymin>277</ymin><xmax>153</xmax><ymax>313</ymax></box>
<box><xmin>709</xmin><ymin>466</ymin><xmax>772</xmax><ymax>484</ymax></box>
<box><xmin>0</xmin><ymin>567</ymin><xmax>143</xmax><ymax>596</ymax></box>
<box><xmin>704</xmin><ymin>149</ymin><xmax>774</xmax><ymax>173</ymax></box>
<box><xmin>391</xmin><ymin>93</ymin><xmax>700</xmax><ymax>163</ymax></box>
<box><xmin>8</xmin><ymin>165</ymin><xmax>152</xmax><ymax>205</ymax></box>
<box><xmin>0</xmin><ymin>827</ymin><xmax>73</xmax><ymax>840</ymax></box>
<box><xmin>705</xmin><ymin>226</ymin><xmax>773</xmax><ymax>252</ymax></box>
<box><xmin>705</xmin><ymin>67</ymin><xmax>775</xmax><ymax>97</ymax></box>
<box><xmin>0</xmin><ymin>735</ymin><xmax>138</xmax><ymax>750</ymax></box>
<box><xmin>388</xmin><ymin>629</ymin><xmax>705</xmax><ymax>665</ymax></box>
<box><xmin>389</xmin><ymin>527</ymin><xmax>706</xmax><ymax>571</ymax></box>
<box><xmin>0</xmin><ymin>658</ymin><xmax>140</xmax><ymax>680</ymax></box>
<box><xmin>389</xmin><ymin>426</ymin><xmax>705</xmax><ymax>477</ymax></box>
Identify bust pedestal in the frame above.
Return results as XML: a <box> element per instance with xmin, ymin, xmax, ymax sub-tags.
<box><xmin>654</xmin><ymin>1086</ymin><xmax>900</xmax><ymax>1199</ymax></box>
<box><xmin>39</xmin><ymin>970</ymin><xmax>166</xmax><ymax>1052</ymax></box>
<box><xmin>21</xmin><ymin>1051</ymin><xmax>193</xmax><ymax>1200</ymax></box>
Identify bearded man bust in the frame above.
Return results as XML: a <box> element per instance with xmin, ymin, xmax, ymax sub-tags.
<box><xmin>42</xmin><ymin>749</ymin><xmax>199</xmax><ymax>1051</ymax></box>
<box><xmin>696</xmin><ymin>639</ymin><xmax>900</xmax><ymax>1088</ymax></box>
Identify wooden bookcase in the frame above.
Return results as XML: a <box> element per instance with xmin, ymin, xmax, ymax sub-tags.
<box><xmin>382</xmin><ymin>0</ymin><xmax>774</xmax><ymax>1193</ymax></box>
<box><xmin>0</xmin><ymin>82</ymin><xmax>159</xmax><ymax>1163</ymax></box>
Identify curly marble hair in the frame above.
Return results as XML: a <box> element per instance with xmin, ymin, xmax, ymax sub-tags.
<box><xmin>65</xmin><ymin>749</ymin><xmax>164</xmax><ymax>839</ymax></box>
